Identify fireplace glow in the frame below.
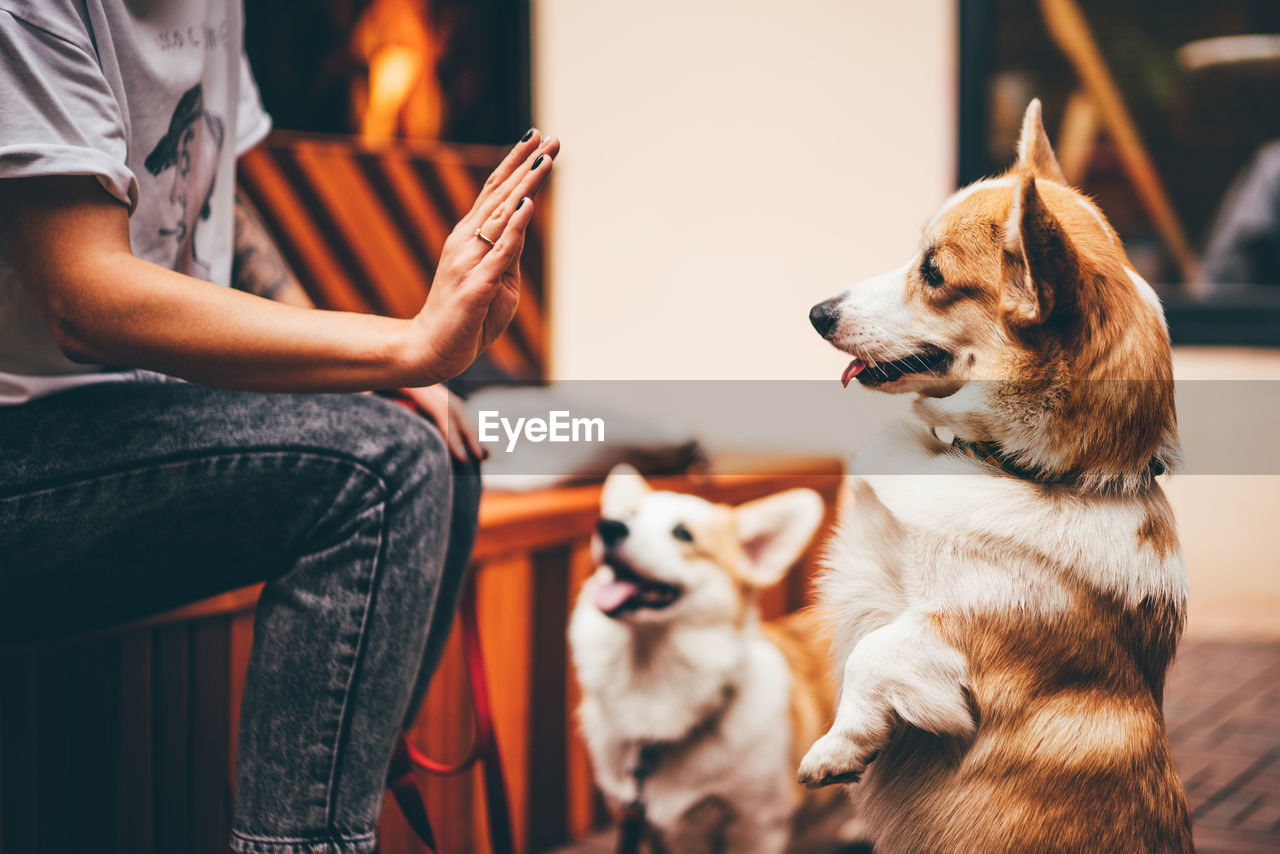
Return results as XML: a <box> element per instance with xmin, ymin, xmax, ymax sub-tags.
<box><xmin>352</xmin><ymin>0</ymin><xmax>443</xmax><ymax>140</ymax></box>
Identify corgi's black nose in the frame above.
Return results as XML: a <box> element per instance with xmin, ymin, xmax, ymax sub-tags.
<box><xmin>596</xmin><ymin>518</ymin><xmax>629</xmax><ymax>548</ymax></box>
<box><xmin>809</xmin><ymin>299</ymin><xmax>840</xmax><ymax>338</ymax></box>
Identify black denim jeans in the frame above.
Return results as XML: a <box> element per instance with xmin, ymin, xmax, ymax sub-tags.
<box><xmin>0</xmin><ymin>380</ymin><xmax>480</xmax><ymax>854</ymax></box>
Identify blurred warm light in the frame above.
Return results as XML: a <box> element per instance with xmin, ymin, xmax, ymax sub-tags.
<box><xmin>352</xmin><ymin>0</ymin><xmax>442</xmax><ymax>141</ymax></box>
<box><xmin>364</xmin><ymin>45</ymin><xmax>424</xmax><ymax>139</ymax></box>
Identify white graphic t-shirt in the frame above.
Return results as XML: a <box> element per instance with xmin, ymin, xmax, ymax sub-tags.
<box><xmin>0</xmin><ymin>0</ymin><xmax>271</xmax><ymax>403</ymax></box>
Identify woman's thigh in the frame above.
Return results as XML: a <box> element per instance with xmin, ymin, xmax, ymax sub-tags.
<box><xmin>0</xmin><ymin>380</ymin><xmax>452</xmax><ymax>641</ymax></box>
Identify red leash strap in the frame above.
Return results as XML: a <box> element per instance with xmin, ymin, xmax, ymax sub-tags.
<box><xmin>387</xmin><ymin>583</ymin><xmax>516</xmax><ymax>854</ymax></box>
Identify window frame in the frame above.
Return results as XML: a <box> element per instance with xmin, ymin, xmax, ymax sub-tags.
<box><xmin>956</xmin><ymin>0</ymin><xmax>1280</xmax><ymax>347</ymax></box>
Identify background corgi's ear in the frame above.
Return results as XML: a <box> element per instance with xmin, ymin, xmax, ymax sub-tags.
<box><xmin>1003</xmin><ymin>173</ymin><xmax>1080</xmax><ymax>328</ymax></box>
<box><xmin>733</xmin><ymin>489</ymin><xmax>824</xmax><ymax>589</ymax></box>
<box><xmin>1016</xmin><ymin>99</ymin><xmax>1067</xmax><ymax>184</ymax></box>
<box><xmin>600</xmin><ymin>464</ymin><xmax>651</xmax><ymax>518</ymax></box>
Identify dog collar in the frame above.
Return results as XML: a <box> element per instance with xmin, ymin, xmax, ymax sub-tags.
<box><xmin>946</xmin><ymin>434</ymin><xmax>1165</xmax><ymax>486</ymax></box>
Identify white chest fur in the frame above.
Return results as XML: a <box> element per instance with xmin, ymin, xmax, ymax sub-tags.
<box><xmin>861</xmin><ymin>426</ymin><xmax>1184</xmax><ymax>602</ymax></box>
<box><xmin>569</xmin><ymin>601</ymin><xmax>798</xmax><ymax>849</ymax></box>
<box><xmin>816</xmin><ymin>424</ymin><xmax>1187</xmax><ymax>675</ymax></box>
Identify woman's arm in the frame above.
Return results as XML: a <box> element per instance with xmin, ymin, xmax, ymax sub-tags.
<box><xmin>0</xmin><ymin>132</ymin><xmax>557</xmax><ymax>393</ymax></box>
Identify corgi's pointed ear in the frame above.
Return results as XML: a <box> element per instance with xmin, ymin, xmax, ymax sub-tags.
<box><xmin>1003</xmin><ymin>173</ymin><xmax>1080</xmax><ymax>327</ymax></box>
<box><xmin>1016</xmin><ymin>99</ymin><xmax>1067</xmax><ymax>184</ymax></box>
<box><xmin>733</xmin><ymin>489</ymin><xmax>824</xmax><ymax>589</ymax></box>
<box><xmin>601</xmin><ymin>464</ymin><xmax>651</xmax><ymax>518</ymax></box>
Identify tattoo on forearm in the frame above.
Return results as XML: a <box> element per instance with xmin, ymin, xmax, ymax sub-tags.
<box><xmin>232</xmin><ymin>190</ymin><xmax>312</xmax><ymax>306</ymax></box>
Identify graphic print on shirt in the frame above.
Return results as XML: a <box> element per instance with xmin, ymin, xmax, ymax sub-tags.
<box><xmin>144</xmin><ymin>83</ymin><xmax>225</xmax><ymax>279</ymax></box>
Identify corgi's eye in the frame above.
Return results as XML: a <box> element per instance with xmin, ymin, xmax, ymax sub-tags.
<box><xmin>672</xmin><ymin>523</ymin><xmax>694</xmax><ymax>542</ymax></box>
<box><xmin>921</xmin><ymin>251</ymin><xmax>944</xmax><ymax>289</ymax></box>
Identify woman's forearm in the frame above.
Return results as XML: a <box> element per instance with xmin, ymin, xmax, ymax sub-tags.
<box><xmin>54</xmin><ymin>249</ymin><xmax>432</xmax><ymax>391</ymax></box>
<box><xmin>0</xmin><ymin>175</ymin><xmax>436</xmax><ymax>392</ymax></box>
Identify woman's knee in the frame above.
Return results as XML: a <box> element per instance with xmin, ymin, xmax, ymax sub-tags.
<box><xmin>306</xmin><ymin>393</ymin><xmax>454</xmax><ymax>502</ymax></box>
<box><xmin>259</xmin><ymin>394</ymin><xmax>456</xmax><ymax>584</ymax></box>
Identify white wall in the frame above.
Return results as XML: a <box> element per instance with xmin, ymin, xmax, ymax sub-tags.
<box><xmin>533</xmin><ymin>0</ymin><xmax>957</xmax><ymax>381</ymax></box>
<box><xmin>1166</xmin><ymin>348</ymin><xmax>1280</xmax><ymax>641</ymax></box>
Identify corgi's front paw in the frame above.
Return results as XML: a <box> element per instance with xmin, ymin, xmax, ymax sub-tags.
<box><xmin>797</xmin><ymin>731</ymin><xmax>879</xmax><ymax>788</ymax></box>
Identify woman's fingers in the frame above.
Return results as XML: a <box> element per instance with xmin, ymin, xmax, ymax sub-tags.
<box><xmin>444</xmin><ymin>421</ymin><xmax>470</xmax><ymax>461</ymax></box>
<box><xmin>469</xmin><ymin>136</ymin><xmax>559</xmax><ymax>233</ymax></box>
<box><xmin>473</xmin><ymin>148</ymin><xmax>554</xmax><ymax>257</ymax></box>
<box><xmin>465</xmin><ymin>129</ymin><xmax>542</xmax><ymax>221</ymax></box>
<box><xmin>475</xmin><ymin>196</ymin><xmax>535</xmax><ymax>279</ymax></box>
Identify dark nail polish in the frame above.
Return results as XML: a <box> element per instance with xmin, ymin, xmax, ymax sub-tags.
<box><xmin>516</xmin><ymin>197</ymin><xmax>527</xmax><ymax>210</ymax></box>
<box><xmin>531</xmin><ymin>154</ymin><xmax>545</xmax><ymax>171</ymax></box>
<box><xmin>521</xmin><ymin>128</ymin><xmax>535</xmax><ymax>142</ymax></box>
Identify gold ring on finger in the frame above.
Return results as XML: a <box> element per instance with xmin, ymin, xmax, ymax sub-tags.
<box><xmin>473</xmin><ymin>228</ymin><xmax>496</xmax><ymax>247</ymax></box>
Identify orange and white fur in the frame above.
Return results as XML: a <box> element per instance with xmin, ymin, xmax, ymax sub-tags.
<box><xmin>569</xmin><ymin>466</ymin><xmax>837</xmax><ymax>854</ymax></box>
<box><xmin>801</xmin><ymin>101</ymin><xmax>1192</xmax><ymax>853</ymax></box>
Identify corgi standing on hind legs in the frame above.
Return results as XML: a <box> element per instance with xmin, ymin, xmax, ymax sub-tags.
<box><xmin>801</xmin><ymin>100</ymin><xmax>1193</xmax><ymax>853</ymax></box>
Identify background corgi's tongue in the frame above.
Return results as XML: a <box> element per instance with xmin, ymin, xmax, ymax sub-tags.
<box><xmin>594</xmin><ymin>579</ymin><xmax>639</xmax><ymax>614</ymax></box>
<box><xmin>841</xmin><ymin>359</ymin><xmax>866</xmax><ymax>387</ymax></box>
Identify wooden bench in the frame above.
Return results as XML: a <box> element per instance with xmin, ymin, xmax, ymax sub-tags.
<box><xmin>0</xmin><ymin>455</ymin><xmax>843</xmax><ymax>854</ymax></box>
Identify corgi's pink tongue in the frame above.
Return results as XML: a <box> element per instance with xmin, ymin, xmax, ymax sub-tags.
<box><xmin>841</xmin><ymin>359</ymin><xmax>866</xmax><ymax>388</ymax></box>
<box><xmin>594</xmin><ymin>579</ymin><xmax>639</xmax><ymax>614</ymax></box>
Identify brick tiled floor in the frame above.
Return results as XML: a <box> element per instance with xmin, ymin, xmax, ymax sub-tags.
<box><xmin>551</xmin><ymin>641</ymin><xmax>1280</xmax><ymax>854</ymax></box>
<box><xmin>1167</xmin><ymin>641</ymin><xmax>1280</xmax><ymax>854</ymax></box>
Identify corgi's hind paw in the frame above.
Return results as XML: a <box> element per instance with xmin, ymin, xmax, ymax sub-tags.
<box><xmin>797</xmin><ymin>733</ymin><xmax>877</xmax><ymax>788</ymax></box>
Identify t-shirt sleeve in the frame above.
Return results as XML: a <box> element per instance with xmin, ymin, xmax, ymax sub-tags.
<box><xmin>0</xmin><ymin>11</ymin><xmax>137</xmax><ymax>210</ymax></box>
<box><xmin>236</xmin><ymin>51</ymin><xmax>272</xmax><ymax>156</ymax></box>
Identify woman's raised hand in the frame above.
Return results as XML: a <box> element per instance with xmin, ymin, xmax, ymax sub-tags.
<box><xmin>410</xmin><ymin>129</ymin><xmax>559</xmax><ymax>382</ymax></box>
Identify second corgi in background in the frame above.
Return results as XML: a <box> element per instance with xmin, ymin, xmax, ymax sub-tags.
<box><xmin>569</xmin><ymin>465</ymin><xmax>843</xmax><ymax>854</ymax></box>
